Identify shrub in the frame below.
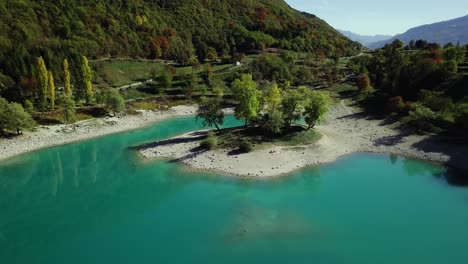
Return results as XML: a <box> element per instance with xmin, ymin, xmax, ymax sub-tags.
<box><xmin>387</xmin><ymin>96</ymin><xmax>405</xmax><ymax>113</ymax></box>
<box><xmin>200</xmin><ymin>132</ymin><xmax>218</xmax><ymax>150</ymax></box>
<box><xmin>24</xmin><ymin>100</ymin><xmax>34</xmax><ymax>113</ymax></box>
<box><xmin>238</xmin><ymin>139</ymin><xmax>253</xmax><ymax>153</ymax></box>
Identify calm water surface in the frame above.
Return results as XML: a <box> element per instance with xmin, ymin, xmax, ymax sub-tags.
<box><xmin>1</xmin><ymin>116</ymin><xmax>468</xmax><ymax>264</ymax></box>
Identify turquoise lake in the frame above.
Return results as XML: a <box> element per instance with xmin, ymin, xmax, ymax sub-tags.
<box><xmin>1</xmin><ymin>116</ymin><xmax>468</xmax><ymax>264</ymax></box>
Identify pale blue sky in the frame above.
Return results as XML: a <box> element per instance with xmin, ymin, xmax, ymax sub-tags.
<box><xmin>286</xmin><ymin>0</ymin><xmax>468</xmax><ymax>36</ymax></box>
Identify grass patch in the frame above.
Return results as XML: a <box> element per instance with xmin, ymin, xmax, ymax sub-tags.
<box><xmin>214</xmin><ymin>125</ymin><xmax>322</xmax><ymax>152</ymax></box>
<box><xmin>119</xmin><ymin>87</ymin><xmax>154</xmax><ymax>100</ymax></box>
<box><xmin>278</xmin><ymin>129</ymin><xmax>322</xmax><ymax>146</ymax></box>
<box><xmin>200</xmin><ymin>132</ymin><xmax>218</xmax><ymax>150</ymax></box>
<box><xmin>94</xmin><ymin>60</ymin><xmax>163</xmax><ymax>87</ymax></box>
<box><xmin>75</xmin><ymin>113</ymin><xmax>94</xmax><ymax>121</ymax></box>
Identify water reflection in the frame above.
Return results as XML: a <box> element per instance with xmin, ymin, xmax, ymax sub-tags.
<box><xmin>0</xmin><ymin>116</ymin><xmax>467</xmax><ymax>264</ymax></box>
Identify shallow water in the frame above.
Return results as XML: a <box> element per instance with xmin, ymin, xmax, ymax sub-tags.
<box><xmin>1</xmin><ymin>116</ymin><xmax>467</xmax><ymax>264</ymax></box>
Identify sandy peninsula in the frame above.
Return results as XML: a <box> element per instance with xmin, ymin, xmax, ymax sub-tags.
<box><xmin>139</xmin><ymin>101</ymin><xmax>468</xmax><ymax>177</ymax></box>
<box><xmin>0</xmin><ymin>105</ymin><xmax>198</xmax><ymax>162</ymax></box>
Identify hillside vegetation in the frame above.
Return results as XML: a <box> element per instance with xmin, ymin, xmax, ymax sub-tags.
<box><xmin>0</xmin><ymin>0</ymin><xmax>359</xmax><ymax>97</ymax></box>
<box><xmin>349</xmin><ymin>40</ymin><xmax>468</xmax><ymax>136</ymax></box>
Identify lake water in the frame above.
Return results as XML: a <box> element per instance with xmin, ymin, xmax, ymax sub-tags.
<box><xmin>1</xmin><ymin>116</ymin><xmax>468</xmax><ymax>264</ymax></box>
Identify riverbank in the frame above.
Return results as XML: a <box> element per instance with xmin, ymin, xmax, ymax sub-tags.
<box><xmin>139</xmin><ymin>100</ymin><xmax>468</xmax><ymax>177</ymax></box>
<box><xmin>0</xmin><ymin>105</ymin><xmax>198</xmax><ymax>162</ymax></box>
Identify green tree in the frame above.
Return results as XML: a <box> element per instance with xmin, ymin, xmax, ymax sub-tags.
<box><xmin>196</xmin><ymin>97</ymin><xmax>224</xmax><ymax>132</ymax></box>
<box><xmin>0</xmin><ymin>97</ymin><xmax>8</xmax><ymax>135</ymax></box>
<box><xmin>159</xmin><ymin>69</ymin><xmax>173</xmax><ymax>92</ymax></box>
<box><xmin>232</xmin><ymin>74</ymin><xmax>260</xmax><ymax>126</ymax></box>
<box><xmin>304</xmin><ymin>91</ymin><xmax>329</xmax><ymax>130</ymax></box>
<box><xmin>0</xmin><ymin>98</ymin><xmax>35</xmax><ymax>135</ymax></box>
<box><xmin>281</xmin><ymin>87</ymin><xmax>307</xmax><ymax>126</ymax></box>
<box><xmin>104</xmin><ymin>89</ymin><xmax>125</xmax><ymax>116</ymax></box>
<box><xmin>204</xmin><ymin>63</ymin><xmax>214</xmax><ymax>86</ymax></box>
<box><xmin>58</xmin><ymin>95</ymin><xmax>76</xmax><ymax>123</ymax></box>
<box><xmin>24</xmin><ymin>100</ymin><xmax>34</xmax><ymax>113</ymax></box>
<box><xmin>6</xmin><ymin>102</ymin><xmax>36</xmax><ymax>134</ymax></box>
<box><xmin>48</xmin><ymin>71</ymin><xmax>55</xmax><ymax>110</ymax></box>
<box><xmin>81</xmin><ymin>56</ymin><xmax>93</xmax><ymax>103</ymax></box>
<box><xmin>36</xmin><ymin>57</ymin><xmax>49</xmax><ymax>111</ymax></box>
<box><xmin>207</xmin><ymin>47</ymin><xmax>218</xmax><ymax>61</ymax></box>
<box><xmin>265</xmin><ymin>82</ymin><xmax>282</xmax><ymax>113</ymax></box>
<box><xmin>63</xmin><ymin>58</ymin><xmax>72</xmax><ymax>96</ymax></box>
<box><xmin>264</xmin><ymin>109</ymin><xmax>284</xmax><ymax>134</ymax></box>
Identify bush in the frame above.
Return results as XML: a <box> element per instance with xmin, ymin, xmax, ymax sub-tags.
<box><xmin>238</xmin><ymin>139</ymin><xmax>253</xmax><ymax>153</ymax></box>
<box><xmin>387</xmin><ymin>96</ymin><xmax>405</xmax><ymax>113</ymax></box>
<box><xmin>200</xmin><ymin>132</ymin><xmax>218</xmax><ymax>150</ymax></box>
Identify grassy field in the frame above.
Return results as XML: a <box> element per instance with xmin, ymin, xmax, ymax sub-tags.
<box><xmin>92</xmin><ymin>60</ymin><xmax>240</xmax><ymax>88</ymax></box>
<box><xmin>93</xmin><ymin>60</ymin><xmax>162</xmax><ymax>87</ymax></box>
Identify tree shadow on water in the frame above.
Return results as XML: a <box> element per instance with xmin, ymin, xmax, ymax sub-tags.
<box><xmin>410</xmin><ymin>135</ymin><xmax>468</xmax><ymax>186</ymax></box>
<box><xmin>130</xmin><ymin>131</ymin><xmax>208</xmax><ymax>151</ymax></box>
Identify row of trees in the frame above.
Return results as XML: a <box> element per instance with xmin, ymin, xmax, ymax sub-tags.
<box><xmin>35</xmin><ymin>55</ymin><xmax>94</xmax><ymax>111</ymax></box>
<box><xmin>197</xmin><ymin>74</ymin><xmax>330</xmax><ymax>134</ymax></box>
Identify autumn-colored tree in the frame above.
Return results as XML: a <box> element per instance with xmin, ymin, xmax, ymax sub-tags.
<box><xmin>36</xmin><ymin>57</ymin><xmax>49</xmax><ymax>111</ymax></box>
<box><xmin>151</xmin><ymin>36</ymin><xmax>171</xmax><ymax>58</ymax></box>
<box><xmin>81</xmin><ymin>56</ymin><xmax>93</xmax><ymax>103</ymax></box>
<box><xmin>357</xmin><ymin>74</ymin><xmax>371</xmax><ymax>92</ymax></box>
<box><xmin>387</xmin><ymin>96</ymin><xmax>405</xmax><ymax>113</ymax></box>
<box><xmin>63</xmin><ymin>58</ymin><xmax>72</xmax><ymax>96</ymax></box>
<box><xmin>48</xmin><ymin>71</ymin><xmax>55</xmax><ymax>109</ymax></box>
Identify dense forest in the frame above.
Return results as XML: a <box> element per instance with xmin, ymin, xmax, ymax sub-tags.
<box><xmin>0</xmin><ymin>0</ymin><xmax>360</xmax><ymax>103</ymax></box>
<box><xmin>349</xmin><ymin>40</ymin><xmax>468</xmax><ymax>135</ymax></box>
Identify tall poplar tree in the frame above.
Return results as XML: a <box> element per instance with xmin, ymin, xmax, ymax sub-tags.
<box><xmin>81</xmin><ymin>56</ymin><xmax>93</xmax><ymax>103</ymax></box>
<box><xmin>48</xmin><ymin>71</ymin><xmax>55</xmax><ymax>110</ymax></box>
<box><xmin>36</xmin><ymin>57</ymin><xmax>49</xmax><ymax>111</ymax></box>
<box><xmin>63</xmin><ymin>58</ymin><xmax>72</xmax><ymax>96</ymax></box>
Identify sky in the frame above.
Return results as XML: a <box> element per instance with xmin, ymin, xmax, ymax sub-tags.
<box><xmin>286</xmin><ymin>0</ymin><xmax>468</xmax><ymax>36</ymax></box>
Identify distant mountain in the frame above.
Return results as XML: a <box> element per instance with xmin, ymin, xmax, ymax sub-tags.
<box><xmin>338</xmin><ymin>30</ymin><xmax>392</xmax><ymax>47</ymax></box>
<box><xmin>369</xmin><ymin>15</ymin><xmax>468</xmax><ymax>48</ymax></box>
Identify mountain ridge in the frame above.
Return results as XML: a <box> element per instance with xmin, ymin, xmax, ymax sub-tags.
<box><xmin>338</xmin><ymin>30</ymin><xmax>392</xmax><ymax>47</ymax></box>
<box><xmin>369</xmin><ymin>15</ymin><xmax>468</xmax><ymax>48</ymax></box>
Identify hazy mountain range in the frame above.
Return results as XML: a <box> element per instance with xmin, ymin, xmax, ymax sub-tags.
<box><xmin>338</xmin><ymin>30</ymin><xmax>392</xmax><ymax>47</ymax></box>
<box><xmin>368</xmin><ymin>15</ymin><xmax>468</xmax><ymax>48</ymax></box>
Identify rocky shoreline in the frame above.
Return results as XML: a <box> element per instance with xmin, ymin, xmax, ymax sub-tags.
<box><xmin>139</xmin><ymin>101</ymin><xmax>468</xmax><ymax>177</ymax></box>
<box><xmin>0</xmin><ymin>105</ymin><xmax>198</xmax><ymax>162</ymax></box>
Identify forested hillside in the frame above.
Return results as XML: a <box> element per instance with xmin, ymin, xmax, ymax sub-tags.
<box><xmin>349</xmin><ymin>40</ymin><xmax>468</xmax><ymax>135</ymax></box>
<box><xmin>0</xmin><ymin>0</ymin><xmax>359</xmax><ymax>92</ymax></box>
